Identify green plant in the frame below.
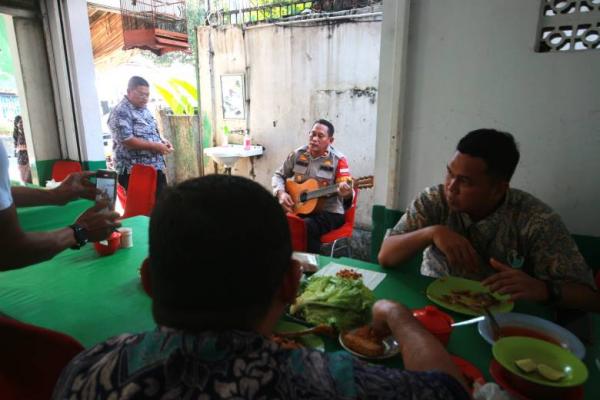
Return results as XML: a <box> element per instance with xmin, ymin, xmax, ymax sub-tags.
<box><xmin>154</xmin><ymin>78</ymin><xmax>198</xmax><ymax>115</ymax></box>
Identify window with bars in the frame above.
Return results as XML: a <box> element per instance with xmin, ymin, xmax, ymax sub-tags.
<box><xmin>537</xmin><ymin>0</ymin><xmax>600</xmax><ymax>52</ymax></box>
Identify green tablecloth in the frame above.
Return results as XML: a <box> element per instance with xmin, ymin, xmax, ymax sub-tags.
<box><xmin>0</xmin><ymin>216</ymin><xmax>154</xmax><ymax>346</ymax></box>
<box><xmin>0</xmin><ymin>215</ymin><xmax>598</xmax><ymax>398</ymax></box>
<box><xmin>16</xmin><ymin>199</ymin><xmax>94</xmax><ymax>232</ymax></box>
<box><xmin>315</xmin><ymin>256</ymin><xmax>600</xmax><ymax>399</ymax></box>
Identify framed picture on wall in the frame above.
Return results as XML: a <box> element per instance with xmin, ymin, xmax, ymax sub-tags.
<box><xmin>221</xmin><ymin>74</ymin><xmax>245</xmax><ymax>119</ymax></box>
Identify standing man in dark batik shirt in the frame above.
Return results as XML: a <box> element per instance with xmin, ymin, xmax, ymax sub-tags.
<box><xmin>108</xmin><ymin>76</ymin><xmax>173</xmax><ymax>199</ymax></box>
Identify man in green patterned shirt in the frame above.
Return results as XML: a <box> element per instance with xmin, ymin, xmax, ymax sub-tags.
<box><xmin>379</xmin><ymin>129</ymin><xmax>599</xmax><ymax>311</ymax></box>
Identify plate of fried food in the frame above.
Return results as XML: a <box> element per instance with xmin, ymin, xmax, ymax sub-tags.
<box><xmin>339</xmin><ymin>325</ymin><xmax>400</xmax><ymax>360</ymax></box>
<box><xmin>426</xmin><ymin>276</ymin><xmax>514</xmax><ymax>316</ymax></box>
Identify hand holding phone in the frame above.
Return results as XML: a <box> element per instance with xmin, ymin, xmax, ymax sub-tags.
<box><xmin>95</xmin><ymin>170</ymin><xmax>117</xmax><ymax>211</ymax></box>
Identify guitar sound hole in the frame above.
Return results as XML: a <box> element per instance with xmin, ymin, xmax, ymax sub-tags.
<box><xmin>299</xmin><ymin>192</ymin><xmax>307</xmax><ymax>202</ymax></box>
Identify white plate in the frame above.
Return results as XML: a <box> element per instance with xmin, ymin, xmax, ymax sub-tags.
<box><xmin>338</xmin><ymin>332</ymin><xmax>400</xmax><ymax>360</ymax></box>
<box><xmin>478</xmin><ymin>312</ymin><xmax>585</xmax><ymax>359</ymax></box>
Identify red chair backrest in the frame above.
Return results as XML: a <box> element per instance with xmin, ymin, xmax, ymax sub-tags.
<box><xmin>287</xmin><ymin>213</ymin><xmax>307</xmax><ymax>252</ymax></box>
<box><xmin>343</xmin><ymin>188</ymin><xmax>359</xmax><ymax>225</ymax></box>
<box><xmin>122</xmin><ymin>164</ymin><xmax>157</xmax><ymax>218</ymax></box>
<box><xmin>0</xmin><ymin>317</ymin><xmax>84</xmax><ymax>400</ymax></box>
<box><xmin>320</xmin><ymin>189</ymin><xmax>359</xmax><ymax>243</ymax></box>
<box><xmin>51</xmin><ymin>160</ymin><xmax>82</xmax><ymax>182</ymax></box>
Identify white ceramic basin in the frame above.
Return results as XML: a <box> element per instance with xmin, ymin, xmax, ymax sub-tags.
<box><xmin>204</xmin><ymin>145</ymin><xmax>263</xmax><ymax>168</ymax></box>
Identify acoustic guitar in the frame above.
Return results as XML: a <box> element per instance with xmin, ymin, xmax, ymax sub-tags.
<box><xmin>285</xmin><ymin>176</ymin><xmax>374</xmax><ymax>215</ymax></box>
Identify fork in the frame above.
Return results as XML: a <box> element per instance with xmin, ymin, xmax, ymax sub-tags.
<box><xmin>483</xmin><ymin>306</ymin><xmax>501</xmax><ymax>340</ymax></box>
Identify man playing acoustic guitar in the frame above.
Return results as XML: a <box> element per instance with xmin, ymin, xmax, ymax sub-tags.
<box><xmin>272</xmin><ymin>119</ymin><xmax>353</xmax><ymax>253</ymax></box>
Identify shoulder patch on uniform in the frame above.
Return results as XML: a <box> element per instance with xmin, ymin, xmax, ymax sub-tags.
<box><xmin>329</xmin><ymin>146</ymin><xmax>345</xmax><ymax>158</ymax></box>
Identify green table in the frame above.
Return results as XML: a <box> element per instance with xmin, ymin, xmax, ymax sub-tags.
<box><xmin>16</xmin><ymin>199</ymin><xmax>93</xmax><ymax>232</ymax></box>
<box><xmin>315</xmin><ymin>256</ymin><xmax>600</xmax><ymax>399</ymax></box>
<box><xmin>0</xmin><ymin>216</ymin><xmax>598</xmax><ymax>398</ymax></box>
<box><xmin>0</xmin><ymin>216</ymin><xmax>154</xmax><ymax>347</ymax></box>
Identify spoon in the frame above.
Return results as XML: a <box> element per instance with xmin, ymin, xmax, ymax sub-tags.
<box><xmin>451</xmin><ymin>315</ymin><xmax>485</xmax><ymax>328</ymax></box>
<box><xmin>274</xmin><ymin>324</ymin><xmax>336</xmax><ymax>338</ymax></box>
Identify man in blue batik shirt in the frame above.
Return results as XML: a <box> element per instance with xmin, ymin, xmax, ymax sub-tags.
<box><xmin>108</xmin><ymin>76</ymin><xmax>174</xmax><ymax>199</ymax></box>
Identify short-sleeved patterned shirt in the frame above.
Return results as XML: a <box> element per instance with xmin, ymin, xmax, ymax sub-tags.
<box><xmin>52</xmin><ymin>328</ymin><xmax>468</xmax><ymax>400</ymax></box>
<box><xmin>390</xmin><ymin>184</ymin><xmax>595</xmax><ymax>287</ymax></box>
<box><xmin>108</xmin><ymin>96</ymin><xmax>166</xmax><ymax>175</ymax></box>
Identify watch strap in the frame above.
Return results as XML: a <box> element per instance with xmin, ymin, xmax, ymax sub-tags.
<box><xmin>69</xmin><ymin>223</ymin><xmax>89</xmax><ymax>250</ymax></box>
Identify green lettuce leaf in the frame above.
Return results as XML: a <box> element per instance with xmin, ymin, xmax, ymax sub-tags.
<box><xmin>290</xmin><ymin>276</ymin><xmax>375</xmax><ymax>331</ymax></box>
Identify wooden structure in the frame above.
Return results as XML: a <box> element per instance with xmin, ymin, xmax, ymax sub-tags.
<box><xmin>120</xmin><ymin>0</ymin><xmax>189</xmax><ymax>56</ymax></box>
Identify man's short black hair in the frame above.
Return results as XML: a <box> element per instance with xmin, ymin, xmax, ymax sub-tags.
<box><xmin>457</xmin><ymin>128</ymin><xmax>520</xmax><ymax>181</ymax></box>
<box><xmin>128</xmin><ymin>76</ymin><xmax>149</xmax><ymax>90</ymax></box>
<box><xmin>314</xmin><ymin>119</ymin><xmax>335</xmax><ymax>137</ymax></box>
<box><xmin>149</xmin><ymin>175</ymin><xmax>292</xmax><ymax>330</ymax></box>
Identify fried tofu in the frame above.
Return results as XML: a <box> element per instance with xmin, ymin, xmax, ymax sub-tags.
<box><xmin>342</xmin><ymin>325</ymin><xmax>385</xmax><ymax>357</ymax></box>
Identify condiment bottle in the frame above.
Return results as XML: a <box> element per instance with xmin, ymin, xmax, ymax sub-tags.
<box><xmin>412</xmin><ymin>305</ymin><xmax>454</xmax><ymax>346</ymax></box>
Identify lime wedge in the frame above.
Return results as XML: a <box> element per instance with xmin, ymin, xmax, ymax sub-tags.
<box><xmin>537</xmin><ymin>363</ymin><xmax>565</xmax><ymax>381</ymax></box>
<box><xmin>515</xmin><ymin>358</ymin><xmax>537</xmax><ymax>373</ymax></box>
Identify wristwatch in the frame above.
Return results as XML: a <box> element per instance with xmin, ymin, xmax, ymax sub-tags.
<box><xmin>544</xmin><ymin>280</ymin><xmax>563</xmax><ymax>305</ymax></box>
<box><xmin>69</xmin><ymin>224</ymin><xmax>89</xmax><ymax>250</ymax></box>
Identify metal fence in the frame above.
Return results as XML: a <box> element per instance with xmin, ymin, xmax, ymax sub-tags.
<box><xmin>207</xmin><ymin>0</ymin><xmax>382</xmax><ymax>26</ymax></box>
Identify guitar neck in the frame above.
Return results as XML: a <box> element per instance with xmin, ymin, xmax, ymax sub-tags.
<box><xmin>304</xmin><ymin>184</ymin><xmax>340</xmax><ymax>201</ymax></box>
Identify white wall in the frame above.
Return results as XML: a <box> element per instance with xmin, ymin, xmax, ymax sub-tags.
<box><xmin>200</xmin><ymin>20</ymin><xmax>382</xmax><ymax>228</ymax></box>
<box><xmin>397</xmin><ymin>0</ymin><xmax>600</xmax><ymax>235</ymax></box>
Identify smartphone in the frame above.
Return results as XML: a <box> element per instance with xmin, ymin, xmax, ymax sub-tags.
<box><xmin>95</xmin><ymin>169</ymin><xmax>117</xmax><ymax>211</ymax></box>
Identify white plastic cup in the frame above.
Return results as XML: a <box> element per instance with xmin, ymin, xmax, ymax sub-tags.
<box><xmin>118</xmin><ymin>227</ymin><xmax>133</xmax><ymax>248</ymax></box>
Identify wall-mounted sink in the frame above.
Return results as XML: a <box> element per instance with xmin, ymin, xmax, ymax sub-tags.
<box><xmin>204</xmin><ymin>145</ymin><xmax>263</xmax><ymax>169</ymax></box>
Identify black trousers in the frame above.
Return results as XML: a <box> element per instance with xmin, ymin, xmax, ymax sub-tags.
<box><xmin>303</xmin><ymin>212</ymin><xmax>345</xmax><ymax>253</ymax></box>
<box><xmin>118</xmin><ymin>169</ymin><xmax>167</xmax><ymax>201</ymax></box>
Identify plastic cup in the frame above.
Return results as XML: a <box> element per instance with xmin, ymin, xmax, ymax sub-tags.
<box><xmin>118</xmin><ymin>227</ymin><xmax>133</xmax><ymax>248</ymax></box>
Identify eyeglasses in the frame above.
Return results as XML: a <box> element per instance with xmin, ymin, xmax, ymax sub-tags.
<box><xmin>133</xmin><ymin>89</ymin><xmax>150</xmax><ymax>99</ymax></box>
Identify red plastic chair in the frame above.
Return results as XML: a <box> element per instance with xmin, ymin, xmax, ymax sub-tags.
<box><xmin>320</xmin><ymin>189</ymin><xmax>359</xmax><ymax>257</ymax></box>
<box><xmin>117</xmin><ymin>183</ymin><xmax>128</xmax><ymax>211</ymax></box>
<box><xmin>122</xmin><ymin>164</ymin><xmax>157</xmax><ymax>218</ymax></box>
<box><xmin>287</xmin><ymin>213</ymin><xmax>308</xmax><ymax>252</ymax></box>
<box><xmin>0</xmin><ymin>316</ymin><xmax>84</xmax><ymax>400</ymax></box>
<box><xmin>51</xmin><ymin>160</ymin><xmax>82</xmax><ymax>182</ymax></box>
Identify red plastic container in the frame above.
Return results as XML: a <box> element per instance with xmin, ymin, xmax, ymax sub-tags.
<box><xmin>93</xmin><ymin>231</ymin><xmax>121</xmax><ymax>256</ymax></box>
<box><xmin>412</xmin><ymin>305</ymin><xmax>454</xmax><ymax>346</ymax></box>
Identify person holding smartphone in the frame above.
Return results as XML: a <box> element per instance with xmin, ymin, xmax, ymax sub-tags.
<box><xmin>0</xmin><ymin>142</ymin><xmax>121</xmax><ymax>271</ymax></box>
<box><xmin>108</xmin><ymin>76</ymin><xmax>174</xmax><ymax>200</ymax></box>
